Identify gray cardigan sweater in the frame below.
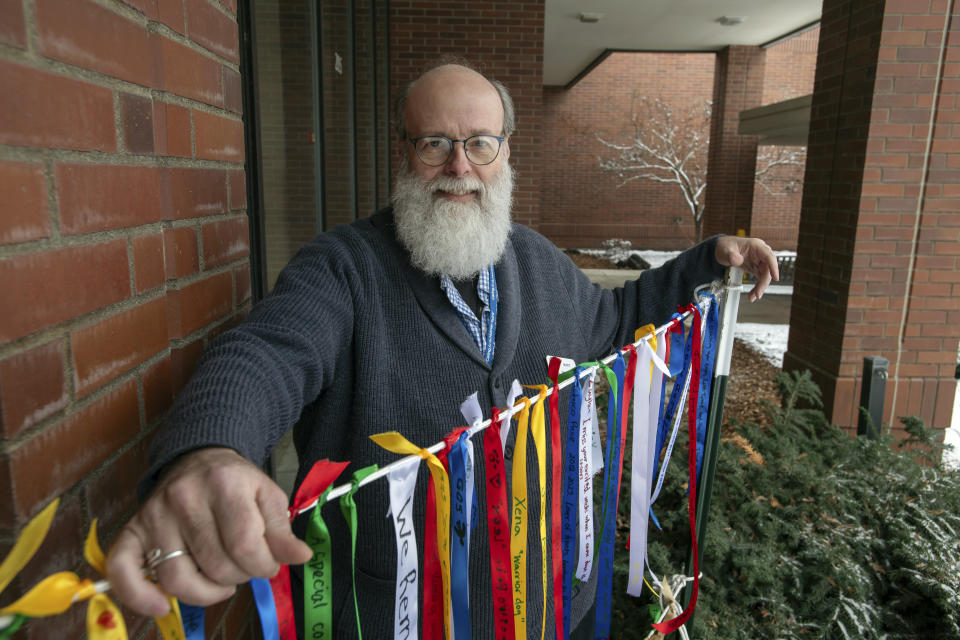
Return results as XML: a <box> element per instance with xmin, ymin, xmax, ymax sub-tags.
<box><xmin>147</xmin><ymin>208</ymin><xmax>724</xmax><ymax>638</ymax></box>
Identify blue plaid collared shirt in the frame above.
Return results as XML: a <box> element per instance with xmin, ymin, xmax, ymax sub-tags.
<box><xmin>439</xmin><ymin>263</ymin><xmax>498</xmax><ymax>365</ymax></box>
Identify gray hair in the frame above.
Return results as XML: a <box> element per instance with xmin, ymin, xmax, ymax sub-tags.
<box><xmin>394</xmin><ymin>60</ymin><xmax>516</xmax><ymax>140</ymax></box>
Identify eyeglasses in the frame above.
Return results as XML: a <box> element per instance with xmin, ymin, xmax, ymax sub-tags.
<box><xmin>407</xmin><ymin>134</ymin><xmax>505</xmax><ymax>166</ymax></box>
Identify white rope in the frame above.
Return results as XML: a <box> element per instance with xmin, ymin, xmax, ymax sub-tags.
<box><xmin>643</xmin><ymin>573</ymin><xmax>701</xmax><ymax>640</ymax></box>
<box><xmin>313</xmin><ymin>293</ymin><xmax>716</xmax><ymax>510</ymax></box>
<box><xmin>888</xmin><ymin>1</ymin><xmax>953</xmax><ymax>431</ymax></box>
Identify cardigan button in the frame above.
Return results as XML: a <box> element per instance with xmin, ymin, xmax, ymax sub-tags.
<box><xmin>493</xmin><ymin>379</ymin><xmax>501</xmax><ymax>389</ymax></box>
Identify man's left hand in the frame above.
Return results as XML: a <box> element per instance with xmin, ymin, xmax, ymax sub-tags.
<box><xmin>714</xmin><ymin>236</ymin><xmax>779</xmax><ymax>302</ymax></box>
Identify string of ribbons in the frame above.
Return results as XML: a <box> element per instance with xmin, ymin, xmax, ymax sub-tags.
<box><xmin>0</xmin><ymin>282</ymin><xmax>731</xmax><ymax>640</ymax></box>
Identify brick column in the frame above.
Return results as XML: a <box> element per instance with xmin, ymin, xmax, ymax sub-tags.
<box><xmin>702</xmin><ymin>46</ymin><xmax>765</xmax><ymax>239</ymax></box>
<box><xmin>784</xmin><ymin>0</ymin><xmax>959</xmax><ymax>439</ymax></box>
<box><xmin>0</xmin><ymin>0</ymin><xmax>258</xmax><ymax>635</ymax></box>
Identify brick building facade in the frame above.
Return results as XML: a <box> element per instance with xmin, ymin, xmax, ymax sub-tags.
<box><xmin>541</xmin><ymin>28</ymin><xmax>819</xmax><ymax>251</ymax></box>
<box><xmin>0</xmin><ymin>0</ymin><xmax>956</xmax><ymax>637</ymax></box>
<box><xmin>0</xmin><ymin>0</ymin><xmax>254</xmax><ymax>637</ymax></box>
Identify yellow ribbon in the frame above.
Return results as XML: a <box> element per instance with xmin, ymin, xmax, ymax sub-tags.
<box><xmin>153</xmin><ymin>598</ymin><xmax>185</xmax><ymax>640</ymax></box>
<box><xmin>83</xmin><ymin>520</ymin><xmax>129</xmax><ymax>640</ymax></box>
<box><xmin>0</xmin><ymin>499</ymin><xmax>58</xmax><ymax>596</ymax></box>
<box><xmin>635</xmin><ymin>324</ymin><xmax>658</xmax><ymax>381</ymax></box>
<box><xmin>0</xmin><ymin>572</ymin><xmax>95</xmax><ymax>616</ymax></box>
<box><xmin>84</xmin><ymin>520</ymin><xmax>107</xmax><ymax>575</ymax></box>
<box><xmin>86</xmin><ymin>520</ymin><xmax>180</xmax><ymax>640</ymax></box>
<box><xmin>522</xmin><ymin>385</ymin><xmax>550</xmax><ymax>640</ymax></box>
<box><xmin>509</xmin><ymin>396</ymin><xmax>531</xmax><ymax>640</ymax></box>
<box><xmin>370</xmin><ymin>431</ymin><xmax>453</xmax><ymax>640</ymax></box>
<box><xmin>86</xmin><ymin>594</ymin><xmax>128</xmax><ymax>639</ymax></box>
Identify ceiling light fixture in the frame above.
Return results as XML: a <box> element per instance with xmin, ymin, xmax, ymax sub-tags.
<box><xmin>579</xmin><ymin>12</ymin><xmax>603</xmax><ymax>23</ymax></box>
<box><xmin>716</xmin><ymin>15</ymin><xmax>746</xmax><ymax>26</ymax></box>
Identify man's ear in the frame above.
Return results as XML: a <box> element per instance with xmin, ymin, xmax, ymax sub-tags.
<box><xmin>397</xmin><ymin>138</ymin><xmax>411</xmax><ymax>164</ymax></box>
<box><xmin>502</xmin><ymin>138</ymin><xmax>510</xmax><ymax>161</ymax></box>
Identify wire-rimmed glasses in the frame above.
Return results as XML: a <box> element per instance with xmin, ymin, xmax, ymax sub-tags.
<box><xmin>408</xmin><ymin>134</ymin><xmax>505</xmax><ymax>166</ymax></box>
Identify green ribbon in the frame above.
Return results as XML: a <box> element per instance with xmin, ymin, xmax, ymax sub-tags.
<box><xmin>0</xmin><ymin>615</ymin><xmax>26</xmax><ymax>639</ymax></box>
<box><xmin>304</xmin><ymin>485</ymin><xmax>336</xmax><ymax>639</ymax></box>
<box><xmin>340</xmin><ymin>465</ymin><xmax>379</xmax><ymax>640</ymax></box>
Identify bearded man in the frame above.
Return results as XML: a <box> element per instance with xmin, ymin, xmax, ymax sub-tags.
<box><xmin>107</xmin><ymin>62</ymin><xmax>778</xmax><ymax>638</ymax></box>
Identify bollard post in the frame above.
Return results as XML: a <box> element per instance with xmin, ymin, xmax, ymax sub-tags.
<box><xmin>857</xmin><ymin>356</ymin><xmax>889</xmax><ymax>439</ymax></box>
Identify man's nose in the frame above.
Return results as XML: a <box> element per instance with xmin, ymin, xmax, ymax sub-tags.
<box><xmin>444</xmin><ymin>142</ymin><xmax>472</xmax><ymax>177</ymax></box>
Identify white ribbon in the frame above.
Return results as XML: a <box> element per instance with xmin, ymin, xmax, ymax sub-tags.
<box><xmin>545</xmin><ymin>355</ymin><xmax>576</xmax><ymax>375</ymax></box>
<box><xmin>460</xmin><ymin>392</ymin><xmax>483</xmax><ymax>429</ymax></box>
<box><xmin>504</xmin><ymin>379</ymin><xmax>523</xmax><ymax>451</ymax></box>
<box><xmin>645</xmin><ymin>335</ymin><xmax>668</xmax><ymax>587</ymax></box>
<box><xmin>651</xmin><ymin>358</ymin><xmax>692</xmax><ymax>506</ymax></box>
<box><xmin>458</xmin><ymin>394</ymin><xmax>481</xmax><ymax>560</ymax></box>
<box><xmin>465</xmin><ymin>438</ymin><xmax>476</xmax><ymax>556</ymax></box>
<box><xmin>386</xmin><ymin>457</ymin><xmax>420</xmax><ymax>639</ymax></box>
<box><xmin>575</xmin><ymin>369</ymin><xmax>598</xmax><ymax>581</ymax></box>
<box><xmin>627</xmin><ymin>340</ymin><xmax>656</xmax><ymax>596</ymax></box>
<box><xmin>588</xmin><ymin>370</ymin><xmax>604</xmax><ymax>476</ymax></box>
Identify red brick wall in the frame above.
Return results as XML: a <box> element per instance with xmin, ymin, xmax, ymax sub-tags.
<box><xmin>540</xmin><ymin>52</ymin><xmax>716</xmax><ymax>249</ymax></box>
<box><xmin>0</xmin><ymin>0</ymin><xmax>257</xmax><ymax>637</ymax></box>
<box><xmin>785</xmin><ymin>0</ymin><xmax>959</xmax><ymax>438</ymax></box>
<box><xmin>389</xmin><ymin>0</ymin><xmax>545</xmax><ymax>229</ymax></box>
<box><xmin>701</xmin><ymin>45</ymin><xmax>766</xmax><ymax>240</ymax></box>
<box><xmin>751</xmin><ymin>27</ymin><xmax>820</xmax><ymax>250</ymax></box>
<box><xmin>540</xmin><ymin>39</ymin><xmax>818</xmax><ymax>251</ymax></box>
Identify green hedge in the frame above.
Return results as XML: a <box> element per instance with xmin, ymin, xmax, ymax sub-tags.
<box><xmin>608</xmin><ymin>370</ymin><xmax>960</xmax><ymax>639</ymax></box>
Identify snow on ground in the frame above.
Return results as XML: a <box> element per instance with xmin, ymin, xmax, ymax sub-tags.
<box><xmin>734</xmin><ymin>322</ymin><xmax>791</xmax><ymax>368</ymax></box>
<box><xmin>634</xmin><ymin>250</ymin><xmax>683</xmax><ymax>269</ymax></box>
<box><xmin>946</xmin><ymin>387</ymin><xmax>960</xmax><ymax>469</ymax></box>
<box><xmin>733</xmin><ymin>316</ymin><xmax>959</xmax><ymax>469</ymax></box>
<box><xmin>585</xmin><ymin>246</ymin><xmax>959</xmax><ymax>467</ymax></box>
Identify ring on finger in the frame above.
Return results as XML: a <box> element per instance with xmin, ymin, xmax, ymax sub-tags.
<box><xmin>144</xmin><ymin>547</ymin><xmax>189</xmax><ymax>579</ymax></box>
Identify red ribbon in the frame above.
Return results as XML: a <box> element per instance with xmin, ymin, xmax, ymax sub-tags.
<box><xmin>290</xmin><ymin>459</ymin><xmax>350</xmax><ymax>515</ymax></box>
<box><xmin>616</xmin><ymin>346</ymin><xmax>638</xmax><ymax>516</ymax></box>
<box><xmin>484</xmin><ymin>407</ymin><xmax>516</xmax><ymax>640</ymax></box>
<box><xmin>653</xmin><ymin>304</ymin><xmax>702</xmax><ymax>635</ymax></box>
<box><xmin>269</xmin><ymin>564</ymin><xmax>296</xmax><ymax>640</ymax></box>
<box><xmin>546</xmin><ymin>357</ymin><xmax>566</xmax><ymax>639</ymax></box>
<box><xmin>422</xmin><ymin>468</ymin><xmax>443</xmax><ymax>639</ymax></box>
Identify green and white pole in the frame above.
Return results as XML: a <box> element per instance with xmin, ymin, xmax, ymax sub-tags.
<box><xmin>682</xmin><ymin>266</ymin><xmax>743</xmax><ymax>616</ymax></box>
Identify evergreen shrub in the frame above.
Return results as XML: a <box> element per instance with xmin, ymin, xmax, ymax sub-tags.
<box><xmin>610</xmin><ymin>369</ymin><xmax>960</xmax><ymax>639</ymax></box>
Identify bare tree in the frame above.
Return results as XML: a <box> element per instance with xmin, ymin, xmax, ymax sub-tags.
<box><xmin>597</xmin><ymin>95</ymin><xmax>806</xmax><ymax>243</ymax></box>
<box><xmin>755</xmin><ymin>145</ymin><xmax>807</xmax><ymax>195</ymax></box>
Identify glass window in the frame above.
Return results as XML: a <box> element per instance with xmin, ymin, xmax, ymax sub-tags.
<box><xmin>241</xmin><ymin>0</ymin><xmax>391</xmax><ymax>494</ymax></box>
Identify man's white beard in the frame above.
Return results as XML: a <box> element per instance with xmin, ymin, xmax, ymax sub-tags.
<box><xmin>392</xmin><ymin>160</ymin><xmax>514</xmax><ymax>279</ymax></box>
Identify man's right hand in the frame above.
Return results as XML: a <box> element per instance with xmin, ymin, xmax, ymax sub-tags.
<box><xmin>105</xmin><ymin>447</ymin><xmax>313</xmax><ymax>617</ymax></box>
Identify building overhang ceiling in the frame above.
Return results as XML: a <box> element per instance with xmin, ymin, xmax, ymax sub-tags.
<box><xmin>544</xmin><ymin>0</ymin><xmax>822</xmax><ymax>88</ymax></box>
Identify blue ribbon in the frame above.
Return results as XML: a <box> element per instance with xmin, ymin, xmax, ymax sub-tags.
<box><xmin>650</xmin><ymin>313</ymin><xmax>694</xmax><ymax>531</ymax></box>
<box><xmin>180</xmin><ymin>603</ymin><xmax>205</xmax><ymax>640</ymax></box>
<box><xmin>250</xmin><ymin>577</ymin><xmax>280</xmax><ymax>640</ymax></box>
<box><xmin>561</xmin><ymin>365</ymin><xmax>584</xmax><ymax>639</ymax></box>
<box><xmin>481</xmin><ymin>262</ymin><xmax>498</xmax><ymax>365</ymax></box>
<box><xmin>594</xmin><ymin>353</ymin><xmax>626</xmax><ymax>639</ymax></box>
<box><xmin>696</xmin><ymin>295</ymin><xmax>719</xmax><ymax>481</ymax></box>
<box><xmin>469</xmin><ymin>440</ymin><xmax>479</xmax><ymax>535</ymax></box>
<box><xmin>667</xmin><ymin>312</ymin><xmax>685</xmax><ymax>376</ymax></box>
<box><xmin>652</xmin><ymin>314</ymin><xmax>688</xmax><ymax>484</ymax></box>
<box><xmin>449</xmin><ymin>431</ymin><xmax>472</xmax><ymax>640</ymax></box>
